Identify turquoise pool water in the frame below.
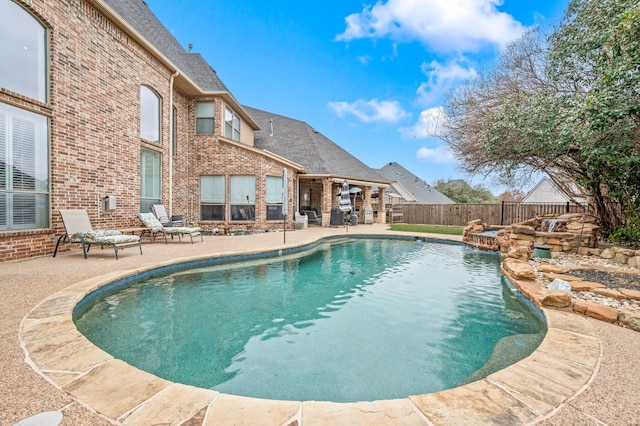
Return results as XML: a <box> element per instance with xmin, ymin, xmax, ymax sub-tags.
<box><xmin>74</xmin><ymin>238</ymin><xmax>546</xmax><ymax>402</ymax></box>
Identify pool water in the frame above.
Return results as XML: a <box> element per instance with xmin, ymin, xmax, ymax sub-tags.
<box><xmin>74</xmin><ymin>238</ymin><xmax>546</xmax><ymax>402</ymax></box>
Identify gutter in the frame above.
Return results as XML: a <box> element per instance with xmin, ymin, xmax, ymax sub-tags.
<box><xmin>168</xmin><ymin>70</ymin><xmax>179</xmax><ymax>216</ymax></box>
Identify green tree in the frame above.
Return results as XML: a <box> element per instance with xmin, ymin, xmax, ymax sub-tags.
<box><xmin>441</xmin><ymin>0</ymin><xmax>640</xmax><ymax>236</ymax></box>
<box><xmin>433</xmin><ymin>179</ymin><xmax>498</xmax><ymax>204</ymax></box>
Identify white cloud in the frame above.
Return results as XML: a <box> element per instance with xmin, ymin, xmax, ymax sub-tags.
<box><xmin>416</xmin><ymin>145</ymin><xmax>455</xmax><ymax>163</ymax></box>
<box><xmin>336</xmin><ymin>0</ymin><xmax>526</xmax><ymax>52</ymax></box>
<box><xmin>357</xmin><ymin>55</ymin><xmax>372</xmax><ymax>64</ymax></box>
<box><xmin>400</xmin><ymin>106</ymin><xmax>448</xmax><ymax>138</ymax></box>
<box><xmin>328</xmin><ymin>99</ymin><xmax>410</xmax><ymax>123</ymax></box>
<box><xmin>417</xmin><ymin>59</ymin><xmax>477</xmax><ymax>105</ymax></box>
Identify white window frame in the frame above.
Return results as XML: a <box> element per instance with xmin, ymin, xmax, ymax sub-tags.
<box><xmin>0</xmin><ymin>103</ymin><xmax>49</xmax><ymax>230</ymax></box>
<box><xmin>266</xmin><ymin>176</ymin><xmax>284</xmax><ymax>221</ymax></box>
<box><xmin>0</xmin><ymin>0</ymin><xmax>47</xmax><ymax>102</ymax></box>
<box><xmin>224</xmin><ymin>105</ymin><xmax>241</xmax><ymax>141</ymax></box>
<box><xmin>196</xmin><ymin>101</ymin><xmax>215</xmax><ymax>135</ymax></box>
<box><xmin>140</xmin><ymin>86</ymin><xmax>161</xmax><ymax>143</ymax></box>
<box><xmin>140</xmin><ymin>148</ymin><xmax>161</xmax><ymax>213</ymax></box>
<box><xmin>200</xmin><ymin>175</ymin><xmax>225</xmax><ymax>221</ymax></box>
<box><xmin>230</xmin><ymin>175</ymin><xmax>255</xmax><ymax>221</ymax></box>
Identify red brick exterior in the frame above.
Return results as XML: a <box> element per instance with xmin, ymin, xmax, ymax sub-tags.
<box><xmin>1</xmin><ymin>0</ymin><xmax>296</xmax><ymax>262</ymax></box>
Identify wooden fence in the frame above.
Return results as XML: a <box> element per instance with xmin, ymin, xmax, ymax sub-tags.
<box><xmin>394</xmin><ymin>202</ymin><xmax>585</xmax><ymax>227</ymax></box>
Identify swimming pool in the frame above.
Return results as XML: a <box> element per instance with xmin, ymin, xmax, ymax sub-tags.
<box><xmin>74</xmin><ymin>237</ymin><xmax>546</xmax><ymax>402</ymax></box>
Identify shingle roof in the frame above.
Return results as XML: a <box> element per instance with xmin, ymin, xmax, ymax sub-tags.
<box><xmin>245</xmin><ymin>106</ymin><xmax>389</xmax><ymax>184</ymax></box>
<box><xmin>102</xmin><ymin>0</ymin><xmax>229</xmax><ymax>92</ymax></box>
<box><xmin>376</xmin><ymin>162</ymin><xmax>455</xmax><ymax>204</ymax></box>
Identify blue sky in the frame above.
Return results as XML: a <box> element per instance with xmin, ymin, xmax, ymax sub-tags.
<box><xmin>148</xmin><ymin>0</ymin><xmax>569</xmax><ymax>195</ymax></box>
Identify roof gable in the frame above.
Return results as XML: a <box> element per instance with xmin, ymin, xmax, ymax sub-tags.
<box><xmin>521</xmin><ymin>177</ymin><xmax>585</xmax><ymax>204</ymax></box>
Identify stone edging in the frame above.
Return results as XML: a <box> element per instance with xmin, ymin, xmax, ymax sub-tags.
<box><xmin>20</xmin><ymin>236</ymin><xmax>602</xmax><ymax>425</ymax></box>
<box><xmin>502</xmin><ymin>257</ymin><xmax>640</xmax><ymax>332</ymax></box>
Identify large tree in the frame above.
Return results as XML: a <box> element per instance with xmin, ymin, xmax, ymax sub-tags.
<box><xmin>433</xmin><ymin>179</ymin><xmax>497</xmax><ymax>204</ymax></box>
<box><xmin>441</xmin><ymin>0</ymin><xmax>640</xmax><ymax>235</ymax></box>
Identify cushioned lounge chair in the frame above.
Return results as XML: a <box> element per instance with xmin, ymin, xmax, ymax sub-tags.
<box><xmin>137</xmin><ymin>212</ymin><xmax>203</xmax><ymax>244</ymax></box>
<box><xmin>151</xmin><ymin>203</ymin><xmax>218</xmax><ymax>235</ymax></box>
<box><xmin>53</xmin><ymin>210</ymin><xmax>142</xmax><ymax>260</ymax></box>
<box><xmin>151</xmin><ymin>203</ymin><xmax>186</xmax><ymax>226</ymax></box>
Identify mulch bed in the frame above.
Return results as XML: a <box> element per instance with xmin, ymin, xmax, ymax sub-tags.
<box><xmin>569</xmin><ymin>269</ymin><xmax>640</xmax><ymax>291</ymax></box>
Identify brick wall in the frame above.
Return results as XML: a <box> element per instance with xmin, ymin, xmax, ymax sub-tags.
<box><xmin>0</xmin><ymin>230</ymin><xmax>56</xmax><ymax>260</ymax></box>
<box><xmin>1</xmin><ymin>0</ymin><xmax>295</xmax><ymax>262</ymax></box>
<box><xmin>181</xmin><ymin>99</ymin><xmax>297</xmax><ymax>232</ymax></box>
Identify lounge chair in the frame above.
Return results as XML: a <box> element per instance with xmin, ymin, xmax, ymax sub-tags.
<box><xmin>53</xmin><ymin>210</ymin><xmax>142</xmax><ymax>260</ymax></box>
<box><xmin>137</xmin><ymin>212</ymin><xmax>203</xmax><ymax>244</ymax></box>
<box><xmin>151</xmin><ymin>204</ymin><xmax>187</xmax><ymax>227</ymax></box>
<box><xmin>151</xmin><ymin>203</ymin><xmax>218</xmax><ymax>235</ymax></box>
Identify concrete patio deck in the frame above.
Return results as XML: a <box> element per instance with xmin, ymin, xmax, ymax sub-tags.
<box><xmin>2</xmin><ymin>224</ymin><xmax>639</xmax><ymax>425</ymax></box>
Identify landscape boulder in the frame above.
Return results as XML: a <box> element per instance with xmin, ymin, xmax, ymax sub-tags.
<box><xmin>542</xmin><ymin>290</ymin><xmax>572</xmax><ymax>308</ymax></box>
<box><xmin>618</xmin><ymin>311</ymin><xmax>640</xmax><ymax>332</ymax></box>
<box><xmin>502</xmin><ymin>258</ymin><xmax>536</xmax><ymax>280</ymax></box>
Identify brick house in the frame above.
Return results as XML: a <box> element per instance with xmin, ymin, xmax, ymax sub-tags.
<box><xmin>0</xmin><ymin>0</ymin><xmax>390</xmax><ymax>262</ymax></box>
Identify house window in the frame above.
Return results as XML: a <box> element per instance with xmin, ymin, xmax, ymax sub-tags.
<box><xmin>0</xmin><ymin>0</ymin><xmax>47</xmax><ymax>103</ymax></box>
<box><xmin>0</xmin><ymin>103</ymin><xmax>49</xmax><ymax>230</ymax></box>
<box><xmin>266</xmin><ymin>176</ymin><xmax>284</xmax><ymax>221</ymax></box>
<box><xmin>200</xmin><ymin>175</ymin><xmax>225</xmax><ymax>221</ymax></box>
<box><xmin>140</xmin><ymin>86</ymin><xmax>160</xmax><ymax>143</ymax></box>
<box><xmin>140</xmin><ymin>148</ymin><xmax>161</xmax><ymax>213</ymax></box>
<box><xmin>171</xmin><ymin>106</ymin><xmax>177</xmax><ymax>156</ymax></box>
<box><xmin>230</xmin><ymin>175</ymin><xmax>255</xmax><ymax>221</ymax></box>
<box><xmin>224</xmin><ymin>106</ymin><xmax>241</xmax><ymax>141</ymax></box>
<box><xmin>0</xmin><ymin>2</ymin><xmax>49</xmax><ymax>231</ymax></box>
<box><xmin>196</xmin><ymin>101</ymin><xmax>215</xmax><ymax>135</ymax></box>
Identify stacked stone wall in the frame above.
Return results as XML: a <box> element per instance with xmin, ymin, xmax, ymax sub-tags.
<box><xmin>464</xmin><ymin>213</ymin><xmax>640</xmax><ymax>269</ymax></box>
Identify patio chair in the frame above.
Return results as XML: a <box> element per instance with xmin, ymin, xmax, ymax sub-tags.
<box><xmin>137</xmin><ymin>212</ymin><xmax>203</xmax><ymax>244</ymax></box>
<box><xmin>151</xmin><ymin>204</ymin><xmax>187</xmax><ymax>226</ymax></box>
<box><xmin>53</xmin><ymin>210</ymin><xmax>142</xmax><ymax>260</ymax></box>
<box><xmin>151</xmin><ymin>203</ymin><xmax>218</xmax><ymax>235</ymax></box>
<box><xmin>301</xmin><ymin>208</ymin><xmax>322</xmax><ymax>225</ymax></box>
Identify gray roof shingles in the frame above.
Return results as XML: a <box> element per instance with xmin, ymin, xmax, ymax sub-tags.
<box><xmin>377</xmin><ymin>162</ymin><xmax>454</xmax><ymax>204</ymax></box>
<box><xmin>245</xmin><ymin>106</ymin><xmax>389</xmax><ymax>184</ymax></box>
<box><xmin>102</xmin><ymin>0</ymin><xmax>229</xmax><ymax>92</ymax></box>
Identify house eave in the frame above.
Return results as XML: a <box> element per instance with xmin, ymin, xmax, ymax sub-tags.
<box><xmin>296</xmin><ymin>176</ymin><xmax>389</xmax><ymax>188</ymax></box>
<box><xmin>219</xmin><ymin>139</ymin><xmax>305</xmax><ymax>171</ymax></box>
<box><xmin>89</xmin><ymin>0</ymin><xmax>260</xmax><ymax>131</ymax></box>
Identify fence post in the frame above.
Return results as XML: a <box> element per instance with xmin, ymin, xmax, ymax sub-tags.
<box><xmin>566</xmin><ymin>201</ymin><xmax>570</xmax><ymax>213</ymax></box>
<box><xmin>500</xmin><ymin>201</ymin><xmax>505</xmax><ymax>226</ymax></box>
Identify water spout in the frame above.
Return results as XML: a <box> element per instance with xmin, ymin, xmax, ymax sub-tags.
<box><xmin>542</xmin><ymin>218</ymin><xmax>565</xmax><ymax>232</ymax></box>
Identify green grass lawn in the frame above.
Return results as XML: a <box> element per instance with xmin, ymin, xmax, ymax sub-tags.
<box><xmin>388</xmin><ymin>223</ymin><xmax>464</xmax><ymax>236</ymax></box>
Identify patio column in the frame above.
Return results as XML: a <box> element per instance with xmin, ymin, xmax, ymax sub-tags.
<box><xmin>378</xmin><ymin>187</ymin><xmax>387</xmax><ymax>224</ymax></box>
<box><xmin>322</xmin><ymin>179</ymin><xmax>333</xmax><ymax>227</ymax></box>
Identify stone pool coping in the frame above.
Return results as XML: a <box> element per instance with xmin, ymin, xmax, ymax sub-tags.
<box><xmin>19</xmin><ymin>232</ymin><xmax>601</xmax><ymax>425</ymax></box>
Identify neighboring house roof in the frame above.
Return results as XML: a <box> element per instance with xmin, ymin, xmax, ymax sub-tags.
<box><xmin>375</xmin><ymin>162</ymin><xmax>455</xmax><ymax>204</ymax></box>
<box><xmin>99</xmin><ymin>0</ymin><xmax>258</xmax><ymax>128</ymax></box>
<box><xmin>245</xmin><ymin>106</ymin><xmax>389</xmax><ymax>185</ymax></box>
<box><xmin>521</xmin><ymin>177</ymin><xmax>586</xmax><ymax>204</ymax></box>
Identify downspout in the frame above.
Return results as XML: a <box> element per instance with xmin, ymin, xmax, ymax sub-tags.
<box><xmin>168</xmin><ymin>70</ymin><xmax>179</xmax><ymax>217</ymax></box>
